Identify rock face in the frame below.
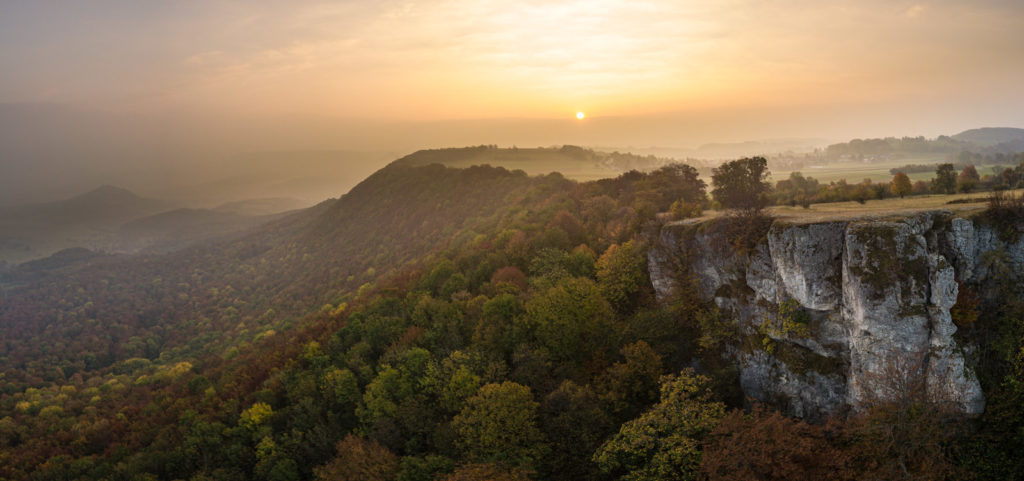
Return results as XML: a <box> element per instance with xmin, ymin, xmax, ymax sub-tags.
<box><xmin>649</xmin><ymin>211</ymin><xmax>1020</xmax><ymax>419</ymax></box>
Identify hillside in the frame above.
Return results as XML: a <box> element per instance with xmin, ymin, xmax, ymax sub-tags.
<box><xmin>213</xmin><ymin>197</ymin><xmax>309</xmax><ymax>216</ymax></box>
<box><xmin>0</xmin><ymin>164</ymin><xmax>550</xmax><ymax>390</ymax></box>
<box><xmin>0</xmin><ymin>160</ymin><xmax>705</xmax><ymax>480</ymax></box>
<box><xmin>1</xmin><ymin>159</ymin><xmax>1023</xmax><ymax>480</ymax></box>
<box><xmin>117</xmin><ymin>208</ymin><xmax>280</xmax><ymax>254</ymax></box>
<box><xmin>952</xmin><ymin>127</ymin><xmax>1024</xmax><ymax>147</ymax></box>
<box><xmin>823</xmin><ymin>127</ymin><xmax>1024</xmax><ymax>162</ymax></box>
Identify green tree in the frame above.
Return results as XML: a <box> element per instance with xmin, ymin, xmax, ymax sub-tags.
<box><xmin>774</xmin><ymin>172</ymin><xmax>820</xmax><ymax>207</ymax></box>
<box><xmin>358</xmin><ymin>348</ymin><xmax>435</xmax><ymax>450</ymax></box>
<box><xmin>521</xmin><ymin>277</ymin><xmax>617</xmax><ymax>365</ymax></box>
<box><xmin>540</xmin><ymin>381</ymin><xmax>612</xmax><ymax>481</ymax></box>
<box><xmin>452</xmin><ymin>381</ymin><xmax>547</xmax><ymax>468</ymax></box>
<box><xmin>594</xmin><ymin>370</ymin><xmax>726</xmax><ymax>481</ymax></box>
<box><xmin>646</xmin><ymin>163</ymin><xmax>708</xmax><ymax>210</ymax></box>
<box><xmin>934</xmin><ymin>163</ymin><xmax>957</xmax><ymax>194</ymax></box>
<box><xmin>421</xmin><ymin>350</ymin><xmax>483</xmax><ymax>415</ymax></box>
<box><xmin>397</xmin><ymin>455</ymin><xmax>456</xmax><ymax>481</ymax></box>
<box><xmin>239</xmin><ymin>402</ymin><xmax>274</xmax><ymax>438</ymax></box>
<box><xmin>439</xmin><ymin>463</ymin><xmax>532</xmax><ymax>481</ymax></box>
<box><xmin>999</xmin><ymin>167</ymin><xmax>1021</xmax><ymax>189</ymax></box>
<box><xmin>711</xmin><ymin>157</ymin><xmax>771</xmax><ymax>213</ymax></box>
<box><xmin>528</xmin><ymin>248</ymin><xmax>574</xmax><ymax>288</ymax></box>
<box><xmin>597</xmin><ymin>341</ymin><xmax>664</xmax><ymax>422</ymax></box>
<box><xmin>890</xmin><ymin>172</ymin><xmax>912</xmax><ymax>198</ymax></box>
<box><xmin>321</xmin><ymin>367</ymin><xmax>361</xmax><ymax>430</ymax></box>
<box><xmin>596</xmin><ymin>240</ymin><xmax>651</xmax><ymax>315</ymax></box>
<box><xmin>957</xmin><ymin>164</ymin><xmax>980</xmax><ymax>193</ymax></box>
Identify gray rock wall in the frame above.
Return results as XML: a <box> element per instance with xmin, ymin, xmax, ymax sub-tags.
<box><xmin>649</xmin><ymin>210</ymin><xmax>1016</xmax><ymax>418</ymax></box>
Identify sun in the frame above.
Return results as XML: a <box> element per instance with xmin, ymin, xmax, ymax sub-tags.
<box><xmin>576</xmin><ymin>111</ymin><xmax>585</xmax><ymax>120</ymax></box>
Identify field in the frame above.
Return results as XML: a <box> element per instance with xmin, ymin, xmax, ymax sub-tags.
<box><xmin>663</xmin><ymin>190</ymin><xmax>1024</xmax><ymax>229</ymax></box>
<box><xmin>769</xmin><ymin>156</ymin><xmax>945</xmax><ymax>184</ymax></box>
<box><xmin>764</xmin><ymin>188</ymin><xmax>1023</xmax><ymax>223</ymax></box>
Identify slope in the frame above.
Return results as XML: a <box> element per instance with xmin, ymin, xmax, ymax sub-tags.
<box><xmin>0</xmin><ymin>160</ymin><xmax>704</xmax><ymax>480</ymax></box>
<box><xmin>952</xmin><ymin>127</ymin><xmax>1024</xmax><ymax>147</ymax></box>
<box><xmin>117</xmin><ymin>208</ymin><xmax>279</xmax><ymax>254</ymax></box>
<box><xmin>0</xmin><ymin>163</ymin><xmax>546</xmax><ymax>392</ymax></box>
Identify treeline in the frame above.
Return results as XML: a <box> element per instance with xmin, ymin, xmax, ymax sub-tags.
<box><xmin>772</xmin><ymin>161</ymin><xmax>1024</xmax><ymax>208</ymax></box>
<box><xmin>825</xmin><ymin>135</ymin><xmax>968</xmax><ymax>159</ymax></box>
<box><xmin>394</xmin><ymin>145</ymin><xmax>675</xmax><ymax>173</ymax></box>
<box><xmin>890</xmin><ymin>152</ymin><xmax>1024</xmax><ymax>174</ymax></box>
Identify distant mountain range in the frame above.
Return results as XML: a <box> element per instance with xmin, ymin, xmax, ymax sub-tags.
<box><xmin>0</xmin><ymin>185</ymin><xmax>173</xmax><ymax>227</ymax></box>
<box><xmin>0</xmin><ymin>186</ymin><xmax>300</xmax><ymax>264</ymax></box>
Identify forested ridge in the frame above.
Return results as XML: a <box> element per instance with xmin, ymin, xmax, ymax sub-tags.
<box><xmin>1</xmin><ymin>159</ymin><xmax>1024</xmax><ymax>480</ymax></box>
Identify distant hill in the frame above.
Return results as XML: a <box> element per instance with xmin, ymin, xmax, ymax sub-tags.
<box><xmin>118</xmin><ymin>208</ymin><xmax>280</xmax><ymax>254</ymax></box>
<box><xmin>0</xmin><ymin>186</ymin><xmax>175</xmax><ymax>263</ymax></box>
<box><xmin>393</xmin><ymin>144</ymin><xmax>674</xmax><ymax>180</ymax></box>
<box><xmin>0</xmin><ymin>185</ymin><xmax>172</xmax><ymax>226</ymax></box>
<box><xmin>213</xmin><ymin>197</ymin><xmax>309</xmax><ymax>216</ymax></box>
<box><xmin>0</xmin><ymin>186</ymin><xmax>286</xmax><ymax>263</ymax></box>
<box><xmin>0</xmin><ymin>247</ymin><xmax>106</xmax><ymax>287</ymax></box>
<box><xmin>824</xmin><ymin>127</ymin><xmax>1024</xmax><ymax>161</ymax></box>
<box><xmin>952</xmin><ymin>127</ymin><xmax>1024</xmax><ymax>147</ymax></box>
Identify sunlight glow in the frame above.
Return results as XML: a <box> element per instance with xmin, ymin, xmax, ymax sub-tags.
<box><xmin>576</xmin><ymin>111</ymin><xmax>585</xmax><ymax>120</ymax></box>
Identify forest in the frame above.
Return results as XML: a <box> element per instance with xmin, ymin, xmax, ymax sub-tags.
<box><xmin>1</xmin><ymin>159</ymin><xmax>1024</xmax><ymax>481</ymax></box>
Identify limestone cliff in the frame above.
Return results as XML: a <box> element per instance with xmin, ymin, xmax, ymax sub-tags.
<box><xmin>649</xmin><ymin>210</ymin><xmax>1024</xmax><ymax>419</ymax></box>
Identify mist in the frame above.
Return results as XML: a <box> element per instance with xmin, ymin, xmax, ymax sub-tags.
<box><xmin>3</xmin><ymin>1</ymin><xmax>1023</xmax><ymax>205</ymax></box>
<box><xmin>5</xmin><ymin>96</ymin><xmax>1022</xmax><ymax>207</ymax></box>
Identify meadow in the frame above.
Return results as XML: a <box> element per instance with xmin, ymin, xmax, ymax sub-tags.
<box><xmin>769</xmin><ymin>156</ymin><xmax>945</xmax><ymax>183</ymax></box>
<box><xmin>765</xmin><ymin>190</ymin><xmax>1015</xmax><ymax>222</ymax></box>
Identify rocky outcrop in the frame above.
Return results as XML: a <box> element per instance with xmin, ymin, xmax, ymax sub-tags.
<box><xmin>649</xmin><ymin>210</ymin><xmax>1020</xmax><ymax>418</ymax></box>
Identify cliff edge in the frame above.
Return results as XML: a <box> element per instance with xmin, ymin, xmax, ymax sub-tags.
<box><xmin>649</xmin><ymin>210</ymin><xmax>1024</xmax><ymax>419</ymax></box>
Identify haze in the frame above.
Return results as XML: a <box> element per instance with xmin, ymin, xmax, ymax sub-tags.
<box><xmin>2</xmin><ymin>0</ymin><xmax>1023</xmax><ymax>205</ymax></box>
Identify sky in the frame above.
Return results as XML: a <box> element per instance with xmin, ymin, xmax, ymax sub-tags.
<box><xmin>1</xmin><ymin>0</ymin><xmax>1023</xmax><ymax>203</ymax></box>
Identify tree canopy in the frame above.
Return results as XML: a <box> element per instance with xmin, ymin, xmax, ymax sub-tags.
<box><xmin>452</xmin><ymin>381</ymin><xmax>547</xmax><ymax>469</ymax></box>
<box><xmin>593</xmin><ymin>370</ymin><xmax>725</xmax><ymax>481</ymax></box>
<box><xmin>711</xmin><ymin>157</ymin><xmax>771</xmax><ymax>213</ymax></box>
<box><xmin>934</xmin><ymin>163</ymin><xmax>957</xmax><ymax>194</ymax></box>
<box><xmin>890</xmin><ymin>172</ymin><xmax>912</xmax><ymax>198</ymax></box>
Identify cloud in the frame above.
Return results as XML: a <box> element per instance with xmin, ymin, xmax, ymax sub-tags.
<box><xmin>3</xmin><ymin>0</ymin><xmax>1023</xmax><ymax>125</ymax></box>
<box><xmin>184</xmin><ymin>50</ymin><xmax>225</xmax><ymax>66</ymax></box>
<box><xmin>904</xmin><ymin>4</ymin><xmax>927</xmax><ymax>18</ymax></box>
